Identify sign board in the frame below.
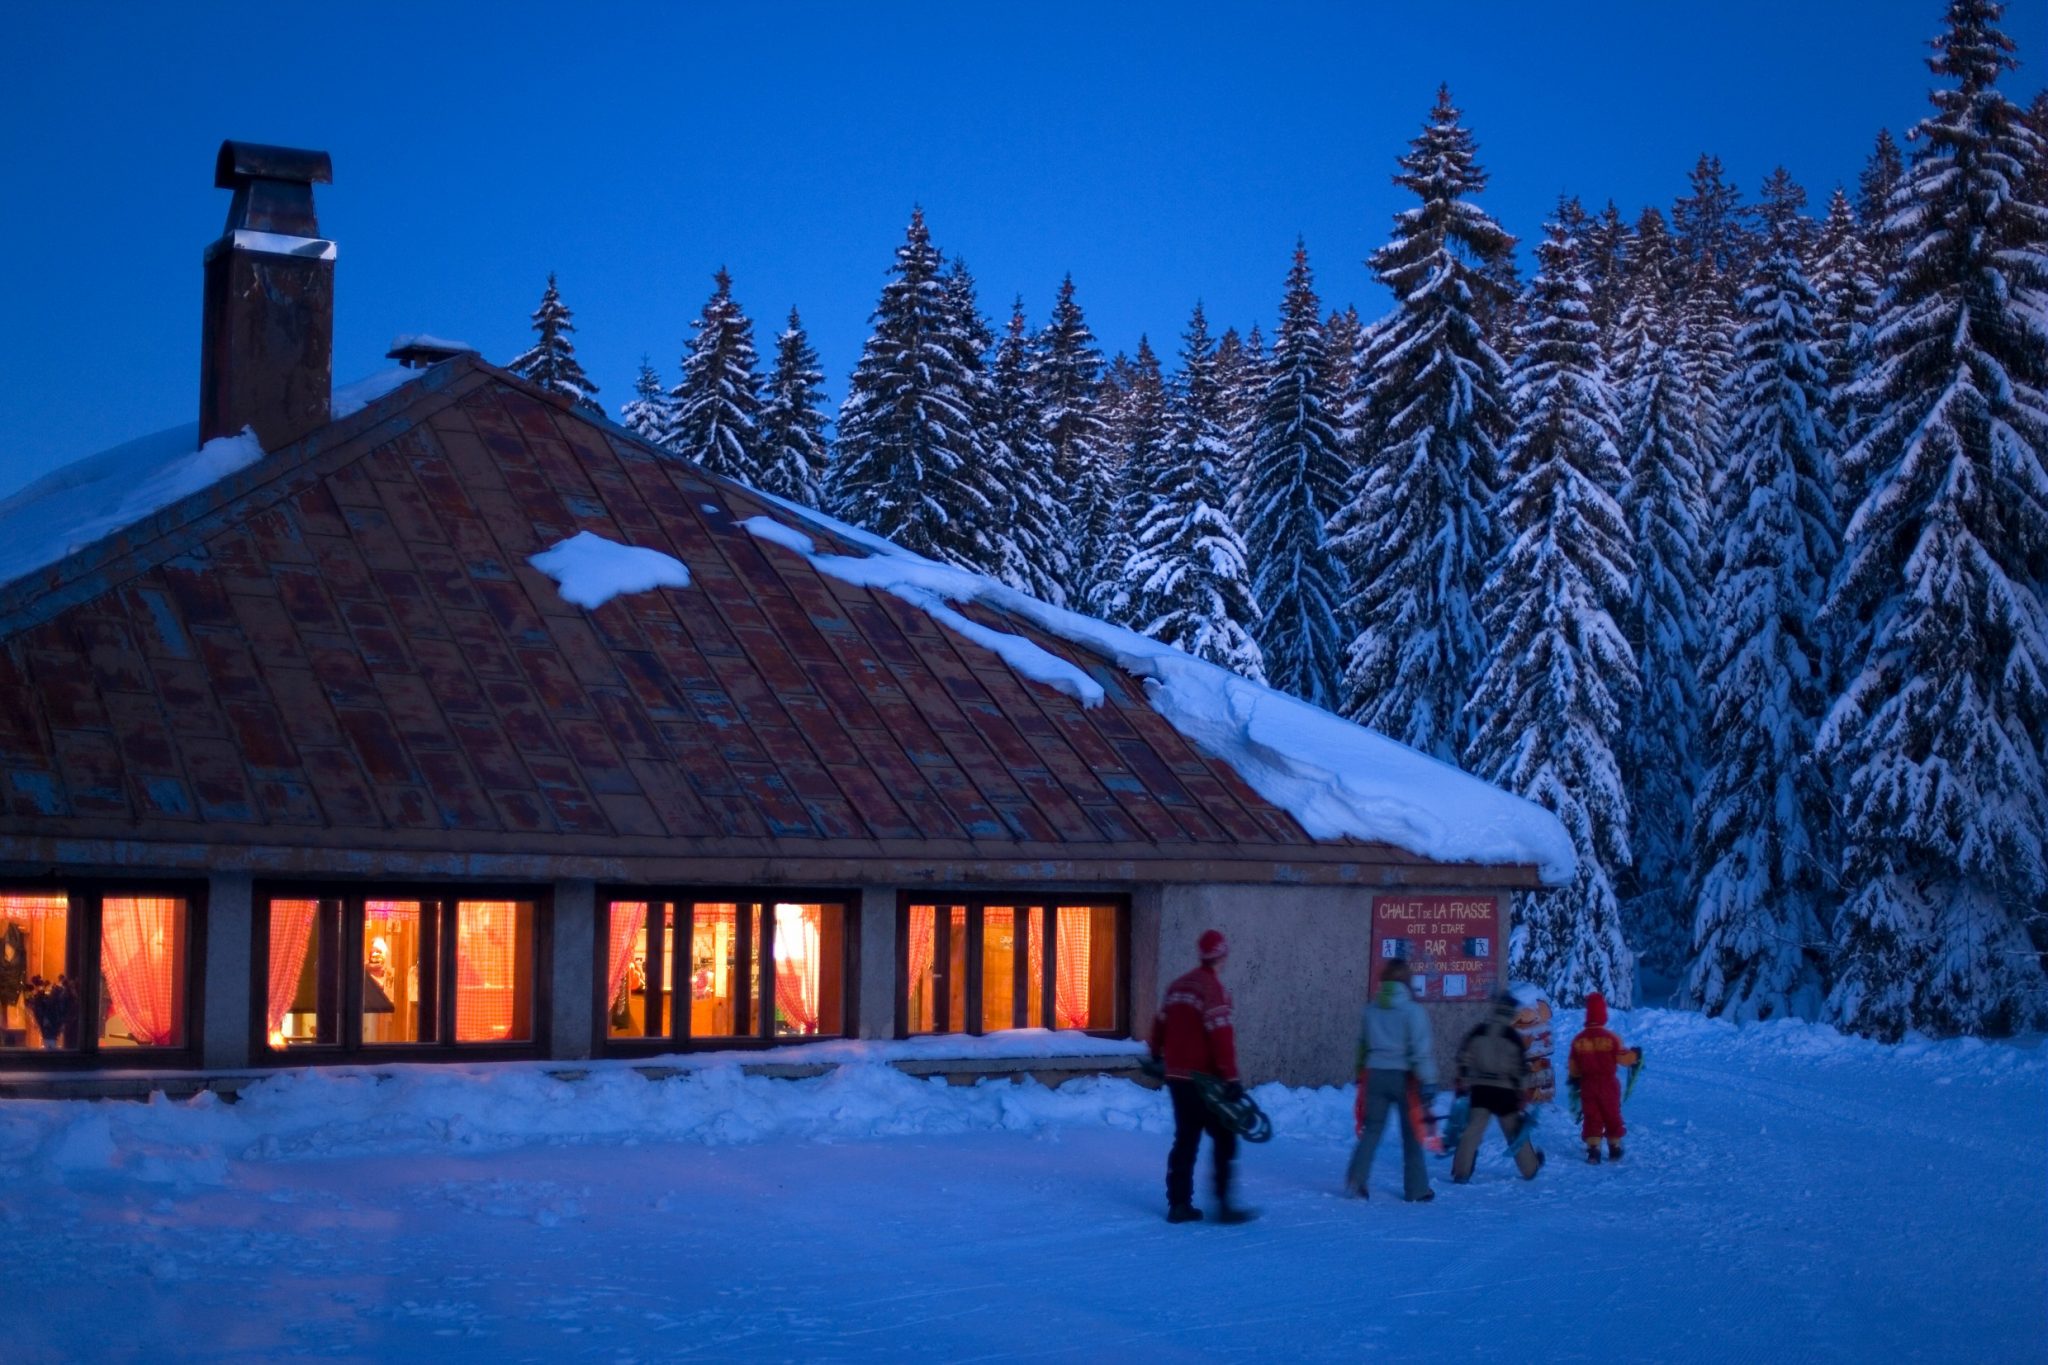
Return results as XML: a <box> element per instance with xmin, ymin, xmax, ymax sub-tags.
<box><xmin>1368</xmin><ymin>893</ymin><xmax>1502</xmax><ymax>1003</ymax></box>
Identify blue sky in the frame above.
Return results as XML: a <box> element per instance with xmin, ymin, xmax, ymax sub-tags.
<box><xmin>1</xmin><ymin>0</ymin><xmax>2041</xmax><ymax>496</ymax></box>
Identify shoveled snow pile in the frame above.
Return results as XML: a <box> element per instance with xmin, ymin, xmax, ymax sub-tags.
<box><xmin>529</xmin><ymin>530</ymin><xmax>690</xmax><ymax>607</ymax></box>
<box><xmin>742</xmin><ymin>498</ymin><xmax>1577</xmax><ymax>883</ymax></box>
<box><xmin>0</xmin><ymin>366</ymin><xmax>422</xmax><ymax>593</ymax></box>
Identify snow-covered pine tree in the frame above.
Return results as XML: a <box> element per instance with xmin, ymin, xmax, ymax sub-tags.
<box><xmin>1125</xmin><ymin>303</ymin><xmax>1267</xmax><ymax>679</ymax></box>
<box><xmin>1819</xmin><ymin>0</ymin><xmax>2048</xmax><ymax>1039</ymax></box>
<box><xmin>618</xmin><ymin>358</ymin><xmax>670</xmax><ymax>446</ymax></box>
<box><xmin>1584</xmin><ymin>200</ymin><xmax>1633</xmax><ymax>335</ymax></box>
<box><xmin>988</xmin><ymin>298</ymin><xmax>1066</xmax><ymax>602</ymax></box>
<box><xmin>1222</xmin><ymin>324</ymin><xmax>1268</xmax><ymax>518</ymax></box>
<box><xmin>1675</xmin><ymin>155</ymin><xmax>1750</xmax><ymax>290</ymax></box>
<box><xmin>509</xmin><ymin>272</ymin><xmax>603</xmax><ymax>415</ymax></box>
<box><xmin>1244</xmin><ymin>241</ymin><xmax>1349</xmax><ymax>708</ymax></box>
<box><xmin>1857</xmin><ymin>128</ymin><xmax>1906</xmax><ymax>275</ymax></box>
<box><xmin>1332</xmin><ymin>86</ymin><xmax>1514</xmax><ymax>760</ymax></box>
<box><xmin>1032</xmin><ymin>275</ymin><xmax>1119</xmax><ymax>613</ymax></box>
<box><xmin>666</xmin><ymin>268</ymin><xmax>764</xmax><ymax>484</ymax></box>
<box><xmin>1685</xmin><ymin>169</ymin><xmax>1839</xmax><ymax>1021</ymax></box>
<box><xmin>756</xmin><ymin>308</ymin><xmax>831</xmax><ymax>507</ymax></box>
<box><xmin>1322</xmin><ymin>306</ymin><xmax>1365</xmax><ymax>453</ymax></box>
<box><xmin>1102</xmin><ymin>336</ymin><xmax>1169</xmax><ymax>625</ymax></box>
<box><xmin>1613</xmin><ymin>207</ymin><xmax>1708</xmax><ymax>981</ymax></box>
<box><xmin>2027</xmin><ymin>90</ymin><xmax>2048</xmax><ymax>205</ymax></box>
<box><xmin>1674</xmin><ymin>158</ymin><xmax>1746</xmax><ymax>511</ymax></box>
<box><xmin>1755</xmin><ymin>168</ymin><xmax>1816</xmax><ymax>267</ymax></box>
<box><xmin>828</xmin><ymin>209</ymin><xmax>999</xmax><ymax>571</ymax></box>
<box><xmin>1466</xmin><ymin>209</ymin><xmax>1637</xmax><ymax>1002</ymax></box>
<box><xmin>1810</xmin><ymin>188</ymin><xmax>1884</xmax><ymax>483</ymax></box>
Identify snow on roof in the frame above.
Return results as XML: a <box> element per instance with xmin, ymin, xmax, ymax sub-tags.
<box><xmin>740</xmin><ymin>516</ymin><xmax>1104</xmax><ymax>708</ymax></box>
<box><xmin>0</xmin><ymin>367</ymin><xmax>421</xmax><ymax>594</ymax></box>
<box><xmin>387</xmin><ymin>333</ymin><xmax>477</xmax><ymax>354</ymax></box>
<box><xmin>530</xmin><ymin>530</ymin><xmax>690</xmax><ymax>608</ymax></box>
<box><xmin>741</xmin><ymin>496</ymin><xmax>1578</xmax><ymax>884</ymax></box>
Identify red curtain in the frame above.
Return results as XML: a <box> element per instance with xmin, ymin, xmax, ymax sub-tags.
<box><xmin>907</xmin><ymin>906</ymin><xmax>935</xmax><ymax>1000</ymax></box>
<box><xmin>1056</xmin><ymin>906</ymin><xmax>1091</xmax><ymax>1029</ymax></box>
<box><xmin>772</xmin><ymin>904</ymin><xmax>820</xmax><ymax>1034</ymax></box>
<box><xmin>266</xmin><ymin>898</ymin><xmax>318</xmax><ymax>1038</ymax></box>
<box><xmin>607</xmin><ymin>902</ymin><xmax>647</xmax><ymax>1013</ymax></box>
<box><xmin>455</xmin><ymin>901</ymin><xmax>518</xmax><ymax>1041</ymax></box>
<box><xmin>100</xmin><ymin>897</ymin><xmax>183</xmax><ymax>1047</ymax></box>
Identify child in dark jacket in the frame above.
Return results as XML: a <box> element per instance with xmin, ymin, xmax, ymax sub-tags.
<box><xmin>1566</xmin><ymin>992</ymin><xmax>1641</xmax><ymax>1163</ymax></box>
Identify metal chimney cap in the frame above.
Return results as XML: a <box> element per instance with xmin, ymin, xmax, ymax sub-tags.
<box><xmin>215</xmin><ymin>141</ymin><xmax>333</xmax><ymax>189</ymax></box>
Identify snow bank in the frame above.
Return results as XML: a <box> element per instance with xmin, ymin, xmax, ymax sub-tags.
<box><xmin>530</xmin><ymin>530</ymin><xmax>690</xmax><ymax>607</ymax></box>
<box><xmin>0</xmin><ymin>1065</ymin><xmax>1170</xmax><ymax>1189</ymax></box>
<box><xmin>0</xmin><ymin>367</ymin><xmax>425</xmax><ymax>593</ymax></box>
<box><xmin>742</xmin><ymin>500</ymin><xmax>1576</xmax><ymax>882</ymax></box>
<box><xmin>0</xmin><ymin>1010</ymin><xmax>2034</xmax><ymax>1192</ymax></box>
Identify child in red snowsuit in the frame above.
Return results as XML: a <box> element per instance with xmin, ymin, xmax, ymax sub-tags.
<box><xmin>1566</xmin><ymin>992</ymin><xmax>1640</xmax><ymax>1163</ymax></box>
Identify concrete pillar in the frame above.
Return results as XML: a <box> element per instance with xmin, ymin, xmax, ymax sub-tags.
<box><xmin>550</xmin><ymin>879</ymin><xmax>596</xmax><ymax>1060</ymax></box>
<box><xmin>1127</xmin><ymin>884</ymin><xmax>1163</xmax><ymax>1042</ymax></box>
<box><xmin>201</xmin><ymin>871</ymin><xmax>253</xmax><ymax>1070</ymax></box>
<box><xmin>856</xmin><ymin>885</ymin><xmax>899</xmax><ymax>1040</ymax></box>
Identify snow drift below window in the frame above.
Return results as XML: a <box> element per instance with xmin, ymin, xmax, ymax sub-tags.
<box><xmin>0</xmin><ymin>367</ymin><xmax>423</xmax><ymax>593</ymax></box>
<box><xmin>529</xmin><ymin>531</ymin><xmax>690</xmax><ymax>608</ymax></box>
<box><xmin>743</xmin><ymin>497</ymin><xmax>1578</xmax><ymax>885</ymax></box>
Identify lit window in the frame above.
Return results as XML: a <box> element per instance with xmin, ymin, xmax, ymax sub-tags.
<box><xmin>0</xmin><ymin>894</ymin><xmax>73</xmax><ymax>1051</ymax></box>
<box><xmin>97</xmin><ymin>897</ymin><xmax>190</xmax><ymax>1049</ymax></box>
<box><xmin>264</xmin><ymin>891</ymin><xmax>536</xmax><ymax>1055</ymax></box>
<box><xmin>602</xmin><ymin>894</ymin><xmax>847</xmax><ymax>1047</ymax></box>
<box><xmin>456</xmin><ymin>900</ymin><xmax>530</xmax><ymax>1042</ymax></box>
<box><xmin>903</xmin><ymin>898</ymin><xmax>1122</xmax><ymax>1036</ymax></box>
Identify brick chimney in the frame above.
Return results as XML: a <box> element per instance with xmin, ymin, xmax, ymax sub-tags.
<box><xmin>199</xmin><ymin>141</ymin><xmax>336</xmax><ymax>450</ymax></box>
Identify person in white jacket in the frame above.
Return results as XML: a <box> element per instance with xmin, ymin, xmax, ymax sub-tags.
<box><xmin>1344</xmin><ymin>958</ymin><xmax>1437</xmax><ymax>1202</ymax></box>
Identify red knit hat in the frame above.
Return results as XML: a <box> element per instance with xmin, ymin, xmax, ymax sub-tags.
<box><xmin>1198</xmin><ymin>929</ymin><xmax>1229</xmax><ymax>962</ymax></box>
<box><xmin>1585</xmin><ymin>991</ymin><xmax>1609</xmax><ymax>1027</ymax></box>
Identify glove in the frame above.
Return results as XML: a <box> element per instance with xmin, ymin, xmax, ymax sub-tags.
<box><xmin>1221</xmin><ymin>1080</ymin><xmax>1245</xmax><ymax>1103</ymax></box>
<box><xmin>1567</xmin><ymin>1081</ymin><xmax>1583</xmax><ymax>1121</ymax></box>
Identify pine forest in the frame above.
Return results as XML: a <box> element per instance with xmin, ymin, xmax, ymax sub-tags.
<box><xmin>504</xmin><ymin>2</ymin><xmax>2048</xmax><ymax>1039</ymax></box>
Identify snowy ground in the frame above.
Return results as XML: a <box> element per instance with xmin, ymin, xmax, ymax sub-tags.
<box><xmin>1</xmin><ymin>1009</ymin><xmax>2040</xmax><ymax>1362</ymax></box>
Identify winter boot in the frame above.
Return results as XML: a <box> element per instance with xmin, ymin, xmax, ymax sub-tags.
<box><xmin>1214</xmin><ymin>1203</ymin><xmax>1258</xmax><ymax>1225</ymax></box>
<box><xmin>1525</xmin><ymin>1149</ymin><xmax>1546</xmax><ymax>1179</ymax></box>
<box><xmin>1585</xmin><ymin>1144</ymin><xmax>1602</xmax><ymax>1165</ymax></box>
<box><xmin>1166</xmin><ymin>1202</ymin><xmax>1203</xmax><ymax>1224</ymax></box>
<box><xmin>1607</xmin><ymin>1141</ymin><xmax>1624</xmax><ymax>1162</ymax></box>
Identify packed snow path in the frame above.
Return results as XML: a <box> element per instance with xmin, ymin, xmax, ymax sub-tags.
<box><xmin>2</xmin><ymin>1010</ymin><xmax>2039</xmax><ymax>1361</ymax></box>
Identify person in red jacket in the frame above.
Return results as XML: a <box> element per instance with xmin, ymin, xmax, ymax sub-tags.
<box><xmin>1567</xmin><ymin>991</ymin><xmax>1641</xmax><ymax>1163</ymax></box>
<box><xmin>1148</xmin><ymin>929</ymin><xmax>1249</xmax><ymax>1224</ymax></box>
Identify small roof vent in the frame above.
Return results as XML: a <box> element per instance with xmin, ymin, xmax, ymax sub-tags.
<box><xmin>386</xmin><ymin>334</ymin><xmax>479</xmax><ymax>369</ymax></box>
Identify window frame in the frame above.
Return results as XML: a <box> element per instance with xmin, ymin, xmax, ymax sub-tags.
<box><xmin>249</xmin><ymin>881</ymin><xmax>552</xmax><ymax>1065</ymax></box>
<box><xmin>0</xmin><ymin>877</ymin><xmax>208</xmax><ymax>1069</ymax></box>
<box><xmin>593</xmin><ymin>887</ymin><xmax>862</xmax><ymax>1056</ymax></box>
<box><xmin>894</xmin><ymin>892</ymin><xmax>1129</xmax><ymax>1040</ymax></box>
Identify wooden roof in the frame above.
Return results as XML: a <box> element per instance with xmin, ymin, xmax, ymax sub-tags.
<box><xmin>0</xmin><ymin>357</ymin><xmax>1539</xmax><ymax>888</ymax></box>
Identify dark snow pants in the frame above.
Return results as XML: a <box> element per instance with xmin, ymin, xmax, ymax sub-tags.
<box><xmin>1348</xmin><ymin>1068</ymin><xmax>1431</xmax><ymax>1201</ymax></box>
<box><xmin>1451</xmin><ymin>1107</ymin><xmax>1542</xmax><ymax>1182</ymax></box>
<box><xmin>1166</xmin><ymin>1078</ymin><xmax>1236</xmax><ymax>1208</ymax></box>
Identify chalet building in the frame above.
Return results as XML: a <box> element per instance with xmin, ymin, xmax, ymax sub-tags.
<box><xmin>0</xmin><ymin>143</ymin><xmax>1568</xmax><ymax>1088</ymax></box>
